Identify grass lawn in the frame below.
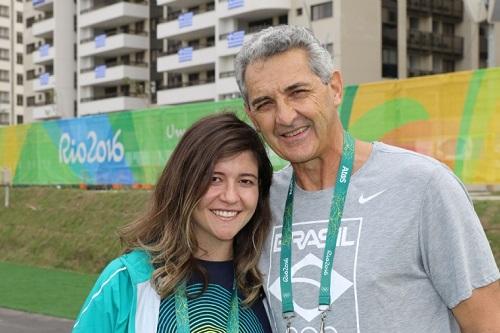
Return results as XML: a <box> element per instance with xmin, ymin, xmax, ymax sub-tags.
<box><xmin>0</xmin><ymin>261</ymin><xmax>97</xmax><ymax>319</ymax></box>
<box><xmin>0</xmin><ymin>186</ymin><xmax>498</xmax><ymax>318</ymax></box>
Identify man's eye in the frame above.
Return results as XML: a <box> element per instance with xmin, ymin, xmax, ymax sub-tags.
<box><xmin>255</xmin><ymin>102</ymin><xmax>271</xmax><ymax>112</ymax></box>
<box><xmin>292</xmin><ymin>89</ymin><xmax>308</xmax><ymax>97</ymax></box>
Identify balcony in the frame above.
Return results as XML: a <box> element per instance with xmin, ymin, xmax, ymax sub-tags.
<box><xmin>157</xmin><ymin>79</ymin><xmax>216</xmax><ymax>105</ymax></box>
<box><xmin>218</xmin><ymin>0</ymin><xmax>291</xmax><ymax>19</ymax></box>
<box><xmin>431</xmin><ymin>0</ymin><xmax>463</xmax><ymax>21</ymax></box>
<box><xmin>33</xmin><ymin>44</ymin><xmax>54</xmax><ymax>65</ymax></box>
<box><xmin>217</xmin><ymin>71</ymin><xmax>239</xmax><ymax>95</ymax></box>
<box><xmin>157</xmin><ymin>46</ymin><xmax>216</xmax><ymax>72</ymax></box>
<box><xmin>32</xmin><ymin>16</ymin><xmax>55</xmax><ymax>38</ymax></box>
<box><xmin>79</xmin><ymin>1</ymin><xmax>149</xmax><ymax>29</ymax></box>
<box><xmin>157</xmin><ymin>10</ymin><xmax>216</xmax><ymax>40</ymax></box>
<box><xmin>80</xmin><ymin>62</ymin><xmax>149</xmax><ymax>86</ymax></box>
<box><xmin>33</xmin><ymin>74</ymin><xmax>55</xmax><ymax>92</ymax></box>
<box><xmin>218</xmin><ymin>24</ymin><xmax>272</xmax><ymax>56</ymax></box>
<box><xmin>80</xmin><ymin>31</ymin><xmax>148</xmax><ymax>57</ymax></box>
<box><xmin>408</xmin><ymin>67</ymin><xmax>435</xmax><ymax>77</ymax></box>
<box><xmin>79</xmin><ymin>93</ymin><xmax>148</xmax><ymax>115</ymax></box>
<box><xmin>407</xmin><ymin>30</ymin><xmax>463</xmax><ymax>56</ymax></box>
<box><xmin>32</xmin><ymin>103</ymin><xmax>57</xmax><ymax>120</ymax></box>
<box><xmin>32</xmin><ymin>0</ymin><xmax>54</xmax><ymax>12</ymax></box>
<box><xmin>407</xmin><ymin>0</ymin><xmax>431</xmax><ymax>14</ymax></box>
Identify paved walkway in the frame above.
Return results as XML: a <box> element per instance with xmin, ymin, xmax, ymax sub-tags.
<box><xmin>0</xmin><ymin>308</ymin><xmax>74</xmax><ymax>333</ymax></box>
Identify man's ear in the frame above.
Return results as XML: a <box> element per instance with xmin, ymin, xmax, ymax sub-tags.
<box><xmin>244</xmin><ymin>104</ymin><xmax>260</xmax><ymax>131</ymax></box>
<box><xmin>329</xmin><ymin>71</ymin><xmax>343</xmax><ymax>106</ymax></box>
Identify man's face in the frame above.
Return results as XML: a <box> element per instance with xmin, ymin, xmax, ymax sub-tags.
<box><xmin>244</xmin><ymin>48</ymin><xmax>342</xmax><ymax>164</ymax></box>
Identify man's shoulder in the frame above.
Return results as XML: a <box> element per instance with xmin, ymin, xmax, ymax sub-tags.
<box><xmin>369</xmin><ymin>142</ymin><xmax>452</xmax><ymax>179</ymax></box>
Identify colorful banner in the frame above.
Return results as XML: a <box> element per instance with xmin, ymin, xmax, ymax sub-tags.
<box><xmin>1</xmin><ymin>68</ymin><xmax>499</xmax><ymax>185</ymax></box>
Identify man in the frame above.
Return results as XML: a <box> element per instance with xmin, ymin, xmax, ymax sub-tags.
<box><xmin>235</xmin><ymin>25</ymin><xmax>500</xmax><ymax>333</ymax></box>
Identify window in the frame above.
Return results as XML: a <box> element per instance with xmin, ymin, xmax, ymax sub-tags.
<box><xmin>16</xmin><ymin>12</ymin><xmax>23</xmax><ymax>23</ymax></box>
<box><xmin>17</xmin><ymin>94</ymin><xmax>23</xmax><ymax>106</ymax></box>
<box><xmin>296</xmin><ymin>8</ymin><xmax>303</xmax><ymax>16</ymax></box>
<box><xmin>188</xmin><ymin>72</ymin><xmax>199</xmax><ymax>84</ymax></box>
<box><xmin>442</xmin><ymin>23</ymin><xmax>455</xmax><ymax>35</ymax></box>
<box><xmin>17</xmin><ymin>32</ymin><xmax>23</xmax><ymax>44</ymax></box>
<box><xmin>409</xmin><ymin>17</ymin><xmax>419</xmax><ymax>30</ymax></box>
<box><xmin>27</xmin><ymin>43</ymin><xmax>35</xmax><ymax>54</ymax></box>
<box><xmin>0</xmin><ymin>48</ymin><xmax>9</xmax><ymax>61</ymax></box>
<box><xmin>0</xmin><ymin>70</ymin><xmax>9</xmax><ymax>82</ymax></box>
<box><xmin>16</xmin><ymin>74</ymin><xmax>23</xmax><ymax>85</ymax></box>
<box><xmin>311</xmin><ymin>1</ymin><xmax>333</xmax><ymax>21</ymax></box>
<box><xmin>0</xmin><ymin>27</ymin><xmax>8</xmax><ymax>40</ymax></box>
<box><xmin>16</xmin><ymin>53</ymin><xmax>23</xmax><ymax>65</ymax></box>
<box><xmin>442</xmin><ymin>59</ymin><xmax>455</xmax><ymax>72</ymax></box>
<box><xmin>27</xmin><ymin>96</ymin><xmax>35</xmax><ymax>106</ymax></box>
<box><xmin>0</xmin><ymin>91</ymin><xmax>9</xmax><ymax>103</ymax></box>
<box><xmin>0</xmin><ymin>5</ymin><xmax>8</xmax><ymax>18</ymax></box>
<box><xmin>16</xmin><ymin>115</ymin><xmax>23</xmax><ymax>124</ymax></box>
<box><xmin>26</xmin><ymin>16</ymin><xmax>35</xmax><ymax>28</ymax></box>
<box><xmin>26</xmin><ymin>69</ymin><xmax>35</xmax><ymax>80</ymax></box>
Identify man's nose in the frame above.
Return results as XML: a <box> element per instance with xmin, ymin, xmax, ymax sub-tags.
<box><xmin>275</xmin><ymin>98</ymin><xmax>297</xmax><ymax>126</ymax></box>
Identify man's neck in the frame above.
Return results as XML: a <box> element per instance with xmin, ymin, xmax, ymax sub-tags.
<box><xmin>293</xmin><ymin>140</ymin><xmax>373</xmax><ymax>191</ymax></box>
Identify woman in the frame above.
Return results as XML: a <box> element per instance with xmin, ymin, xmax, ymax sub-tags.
<box><xmin>73</xmin><ymin>113</ymin><xmax>273</xmax><ymax>333</ymax></box>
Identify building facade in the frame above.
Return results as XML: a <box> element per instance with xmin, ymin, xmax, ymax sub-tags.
<box><xmin>0</xmin><ymin>0</ymin><xmax>25</xmax><ymax>125</ymax></box>
<box><xmin>11</xmin><ymin>0</ymin><xmax>500</xmax><ymax>122</ymax></box>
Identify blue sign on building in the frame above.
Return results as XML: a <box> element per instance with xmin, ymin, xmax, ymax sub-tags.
<box><xmin>178</xmin><ymin>47</ymin><xmax>193</xmax><ymax>62</ymax></box>
<box><xmin>39</xmin><ymin>44</ymin><xmax>49</xmax><ymax>57</ymax></box>
<box><xmin>39</xmin><ymin>73</ymin><xmax>50</xmax><ymax>86</ymax></box>
<box><xmin>228</xmin><ymin>0</ymin><xmax>244</xmax><ymax>9</ymax></box>
<box><xmin>227</xmin><ymin>31</ymin><xmax>245</xmax><ymax>48</ymax></box>
<box><xmin>95</xmin><ymin>65</ymin><xmax>106</xmax><ymax>79</ymax></box>
<box><xmin>32</xmin><ymin>0</ymin><xmax>45</xmax><ymax>6</ymax></box>
<box><xmin>95</xmin><ymin>34</ymin><xmax>106</xmax><ymax>48</ymax></box>
<box><xmin>178</xmin><ymin>12</ymin><xmax>193</xmax><ymax>28</ymax></box>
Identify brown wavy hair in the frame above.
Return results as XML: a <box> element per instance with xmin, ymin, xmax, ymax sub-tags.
<box><xmin>120</xmin><ymin>112</ymin><xmax>272</xmax><ymax>305</ymax></box>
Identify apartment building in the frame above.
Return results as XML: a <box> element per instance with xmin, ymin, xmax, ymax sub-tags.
<box><xmin>154</xmin><ymin>0</ymin><xmax>500</xmax><ymax>106</ymax></box>
<box><xmin>14</xmin><ymin>0</ymin><xmax>499</xmax><ymax>119</ymax></box>
<box><xmin>23</xmin><ymin>0</ymin><xmax>76</xmax><ymax>122</ymax></box>
<box><xmin>0</xmin><ymin>0</ymin><xmax>25</xmax><ymax>125</ymax></box>
<box><xmin>77</xmin><ymin>0</ymin><xmax>162</xmax><ymax>116</ymax></box>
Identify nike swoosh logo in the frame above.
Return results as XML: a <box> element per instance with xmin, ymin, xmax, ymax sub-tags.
<box><xmin>358</xmin><ymin>190</ymin><xmax>386</xmax><ymax>204</ymax></box>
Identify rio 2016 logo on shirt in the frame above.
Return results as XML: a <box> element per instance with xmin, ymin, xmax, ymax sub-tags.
<box><xmin>59</xmin><ymin>130</ymin><xmax>124</xmax><ymax>165</ymax></box>
<box><xmin>265</xmin><ymin>218</ymin><xmax>363</xmax><ymax>332</ymax></box>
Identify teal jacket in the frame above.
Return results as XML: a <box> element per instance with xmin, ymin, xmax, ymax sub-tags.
<box><xmin>72</xmin><ymin>250</ymin><xmax>161</xmax><ymax>333</ymax></box>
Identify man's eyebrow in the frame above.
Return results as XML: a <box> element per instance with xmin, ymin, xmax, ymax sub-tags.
<box><xmin>284</xmin><ymin>82</ymin><xmax>310</xmax><ymax>93</ymax></box>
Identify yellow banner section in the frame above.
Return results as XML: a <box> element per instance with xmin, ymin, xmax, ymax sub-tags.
<box><xmin>348</xmin><ymin>68</ymin><xmax>500</xmax><ymax>184</ymax></box>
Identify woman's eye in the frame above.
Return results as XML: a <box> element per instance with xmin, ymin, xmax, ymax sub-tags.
<box><xmin>240</xmin><ymin>179</ymin><xmax>255</xmax><ymax>186</ymax></box>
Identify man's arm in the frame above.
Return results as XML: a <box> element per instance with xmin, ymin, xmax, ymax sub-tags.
<box><xmin>452</xmin><ymin>280</ymin><xmax>500</xmax><ymax>333</ymax></box>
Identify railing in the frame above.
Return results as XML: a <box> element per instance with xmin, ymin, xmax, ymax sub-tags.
<box><xmin>159</xmin><ymin>3</ymin><xmax>215</xmax><ymax>22</ymax></box>
<box><xmin>80</xmin><ymin>30</ymin><xmax>148</xmax><ymax>44</ymax></box>
<box><xmin>80</xmin><ymin>61</ymin><xmax>148</xmax><ymax>73</ymax></box>
<box><xmin>407</xmin><ymin>30</ymin><xmax>463</xmax><ymax>56</ymax></box>
<box><xmin>33</xmin><ymin>12</ymin><xmax>54</xmax><ymax>24</ymax></box>
<box><xmin>407</xmin><ymin>0</ymin><xmax>462</xmax><ymax>19</ymax></box>
<box><xmin>159</xmin><ymin>77</ymin><xmax>215</xmax><ymax>90</ymax></box>
<box><xmin>408</xmin><ymin>67</ymin><xmax>435</xmax><ymax>77</ymax></box>
<box><xmin>219</xmin><ymin>24</ymin><xmax>272</xmax><ymax>40</ymax></box>
<box><xmin>80</xmin><ymin>0</ymin><xmax>148</xmax><ymax>14</ymax></box>
<box><xmin>219</xmin><ymin>70</ymin><xmax>235</xmax><ymax>78</ymax></box>
<box><xmin>80</xmin><ymin>91</ymin><xmax>145</xmax><ymax>103</ymax></box>
<box><xmin>159</xmin><ymin>42</ymin><xmax>215</xmax><ymax>56</ymax></box>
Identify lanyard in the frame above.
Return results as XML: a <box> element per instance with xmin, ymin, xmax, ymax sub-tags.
<box><xmin>279</xmin><ymin>131</ymin><xmax>355</xmax><ymax>327</ymax></box>
<box><xmin>175</xmin><ymin>279</ymin><xmax>239</xmax><ymax>333</ymax></box>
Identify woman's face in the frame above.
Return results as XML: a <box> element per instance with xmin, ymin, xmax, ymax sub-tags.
<box><xmin>192</xmin><ymin>151</ymin><xmax>259</xmax><ymax>258</ymax></box>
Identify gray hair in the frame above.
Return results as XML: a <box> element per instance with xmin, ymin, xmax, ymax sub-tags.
<box><xmin>234</xmin><ymin>25</ymin><xmax>334</xmax><ymax>104</ymax></box>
